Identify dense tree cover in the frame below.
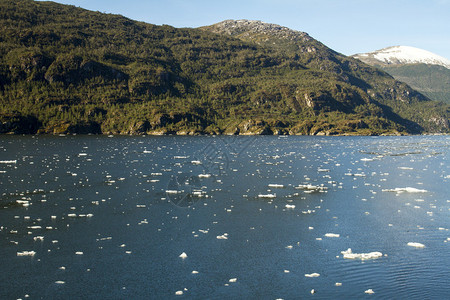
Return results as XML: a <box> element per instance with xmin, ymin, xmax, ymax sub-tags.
<box><xmin>379</xmin><ymin>64</ymin><xmax>450</xmax><ymax>105</ymax></box>
<box><xmin>0</xmin><ymin>0</ymin><xmax>448</xmax><ymax>135</ymax></box>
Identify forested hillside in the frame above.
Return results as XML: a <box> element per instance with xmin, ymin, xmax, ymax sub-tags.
<box><xmin>0</xmin><ymin>0</ymin><xmax>448</xmax><ymax>135</ymax></box>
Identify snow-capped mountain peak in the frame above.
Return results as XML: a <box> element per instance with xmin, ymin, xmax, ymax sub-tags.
<box><xmin>353</xmin><ymin>46</ymin><xmax>450</xmax><ymax>69</ymax></box>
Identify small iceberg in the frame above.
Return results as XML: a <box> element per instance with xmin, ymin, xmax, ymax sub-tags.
<box><xmin>324</xmin><ymin>233</ymin><xmax>340</xmax><ymax>238</ymax></box>
<box><xmin>285</xmin><ymin>204</ymin><xmax>295</xmax><ymax>209</ymax></box>
<box><xmin>179</xmin><ymin>252</ymin><xmax>188</xmax><ymax>259</ymax></box>
<box><xmin>198</xmin><ymin>174</ymin><xmax>211</xmax><ymax>178</ymax></box>
<box><xmin>407</xmin><ymin>242</ymin><xmax>425</xmax><ymax>248</ymax></box>
<box><xmin>258</xmin><ymin>193</ymin><xmax>276</xmax><ymax>198</ymax></box>
<box><xmin>365</xmin><ymin>289</ymin><xmax>375</xmax><ymax>294</ymax></box>
<box><xmin>268</xmin><ymin>184</ymin><xmax>284</xmax><ymax>188</ymax></box>
<box><xmin>382</xmin><ymin>187</ymin><xmax>428</xmax><ymax>193</ymax></box>
<box><xmin>295</xmin><ymin>184</ymin><xmax>327</xmax><ymax>193</ymax></box>
<box><xmin>341</xmin><ymin>248</ymin><xmax>383</xmax><ymax>260</ymax></box>
<box><xmin>217</xmin><ymin>233</ymin><xmax>229</xmax><ymax>240</ymax></box>
<box><xmin>17</xmin><ymin>251</ymin><xmax>36</xmax><ymax>256</ymax></box>
<box><xmin>305</xmin><ymin>273</ymin><xmax>320</xmax><ymax>278</ymax></box>
<box><xmin>0</xmin><ymin>160</ymin><xmax>17</xmax><ymax>164</ymax></box>
<box><xmin>229</xmin><ymin>278</ymin><xmax>237</xmax><ymax>283</ymax></box>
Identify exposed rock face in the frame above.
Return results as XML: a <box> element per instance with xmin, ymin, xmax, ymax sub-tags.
<box><xmin>204</xmin><ymin>19</ymin><xmax>311</xmax><ymax>42</ymax></box>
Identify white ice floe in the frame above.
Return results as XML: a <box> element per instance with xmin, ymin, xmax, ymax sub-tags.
<box><xmin>258</xmin><ymin>193</ymin><xmax>276</xmax><ymax>198</ymax></box>
<box><xmin>365</xmin><ymin>289</ymin><xmax>375</xmax><ymax>294</ymax></box>
<box><xmin>382</xmin><ymin>187</ymin><xmax>428</xmax><ymax>193</ymax></box>
<box><xmin>268</xmin><ymin>184</ymin><xmax>284</xmax><ymax>188</ymax></box>
<box><xmin>75</xmin><ymin>251</ymin><xmax>84</xmax><ymax>255</ymax></box>
<box><xmin>324</xmin><ymin>233</ymin><xmax>340</xmax><ymax>238</ymax></box>
<box><xmin>179</xmin><ymin>252</ymin><xmax>188</xmax><ymax>259</ymax></box>
<box><xmin>192</xmin><ymin>270</ymin><xmax>199</xmax><ymax>274</ymax></box>
<box><xmin>295</xmin><ymin>184</ymin><xmax>327</xmax><ymax>192</ymax></box>
<box><xmin>55</xmin><ymin>281</ymin><xmax>65</xmax><ymax>284</ymax></box>
<box><xmin>33</xmin><ymin>236</ymin><xmax>44</xmax><ymax>241</ymax></box>
<box><xmin>360</xmin><ymin>158</ymin><xmax>374</xmax><ymax>162</ymax></box>
<box><xmin>305</xmin><ymin>273</ymin><xmax>320</xmax><ymax>278</ymax></box>
<box><xmin>166</xmin><ymin>190</ymin><xmax>180</xmax><ymax>194</ymax></box>
<box><xmin>217</xmin><ymin>233</ymin><xmax>229</xmax><ymax>240</ymax></box>
<box><xmin>191</xmin><ymin>160</ymin><xmax>202</xmax><ymax>165</ymax></box>
<box><xmin>407</xmin><ymin>242</ymin><xmax>425</xmax><ymax>248</ymax></box>
<box><xmin>0</xmin><ymin>160</ymin><xmax>17</xmax><ymax>164</ymax></box>
<box><xmin>335</xmin><ymin>282</ymin><xmax>342</xmax><ymax>286</ymax></box>
<box><xmin>175</xmin><ymin>290</ymin><xmax>183</xmax><ymax>295</ymax></box>
<box><xmin>285</xmin><ymin>204</ymin><xmax>295</xmax><ymax>209</ymax></box>
<box><xmin>341</xmin><ymin>248</ymin><xmax>383</xmax><ymax>260</ymax></box>
<box><xmin>229</xmin><ymin>278</ymin><xmax>237</xmax><ymax>283</ymax></box>
<box><xmin>17</xmin><ymin>251</ymin><xmax>36</xmax><ymax>256</ymax></box>
<box><xmin>198</xmin><ymin>174</ymin><xmax>211</xmax><ymax>178</ymax></box>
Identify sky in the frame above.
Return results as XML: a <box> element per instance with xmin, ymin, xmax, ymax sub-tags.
<box><xmin>42</xmin><ymin>0</ymin><xmax>450</xmax><ymax>59</ymax></box>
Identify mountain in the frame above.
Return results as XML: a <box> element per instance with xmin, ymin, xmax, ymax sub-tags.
<box><xmin>0</xmin><ymin>1</ymin><xmax>449</xmax><ymax>135</ymax></box>
<box><xmin>353</xmin><ymin>46</ymin><xmax>450</xmax><ymax>104</ymax></box>
<box><xmin>353</xmin><ymin>46</ymin><xmax>450</xmax><ymax>69</ymax></box>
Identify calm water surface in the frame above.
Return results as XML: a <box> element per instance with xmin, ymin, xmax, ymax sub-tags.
<box><xmin>0</xmin><ymin>135</ymin><xmax>449</xmax><ymax>299</ymax></box>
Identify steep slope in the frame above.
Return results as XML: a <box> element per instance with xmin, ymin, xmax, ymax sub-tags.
<box><xmin>353</xmin><ymin>47</ymin><xmax>450</xmax><ymax>105</ymax></box>
<box><xmin>0</xmin><ymin>2</ymin><xmax>448</xmax><ymax>135</ymax></box>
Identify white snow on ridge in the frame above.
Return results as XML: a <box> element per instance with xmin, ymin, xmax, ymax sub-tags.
<box><xmin>372</xmin><ymin>46</ymin><xmax>450</xmax><ymax>69</ymax></box>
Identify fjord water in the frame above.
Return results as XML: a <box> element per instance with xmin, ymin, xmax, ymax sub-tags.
<box><xmin>1</xmin><ymin>135</ymin><xmax>449</xmax><ymax>299</ymax></box>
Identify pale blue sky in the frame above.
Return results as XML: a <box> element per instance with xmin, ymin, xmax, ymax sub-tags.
<box><xmin>42</xmin><ymin>0</ymin><xmax>450</xmax><ymax>58</ymax></box>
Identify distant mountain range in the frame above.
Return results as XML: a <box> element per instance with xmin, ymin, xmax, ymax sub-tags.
<box><xmin>0</xmin><ymin>1</ymin><xmax>449</xmax><ymax>135</ymax></box>
<box><xmin>353</xmin><ymin>46</ymin><xmax>450</xmax><ymax>104</ymax></box>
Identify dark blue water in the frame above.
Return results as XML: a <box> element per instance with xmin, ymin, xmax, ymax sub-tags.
<box><xmin>1</xmin><ymin>135</ymin><xmax>449</xmax><ymax>299</ymax></box>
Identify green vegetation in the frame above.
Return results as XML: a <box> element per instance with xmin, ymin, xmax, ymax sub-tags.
<box><xmin>0</xmin><ymin>0</ymin><xmax>449</xmax><ymax>135</ymax></box>
<box><xmin>379</xmin><ymin>64</ymin><xmax>450</xmax><ymax>105</ymax></box>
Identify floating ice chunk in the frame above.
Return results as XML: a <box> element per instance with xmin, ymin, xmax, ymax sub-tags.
<box><xmin>192</xmin><ymin>270</ymin><xmax>199</xmax><ymax>274</ymax></box>
<box><xmin>191</xmin><ymin>160</ymin><xmax>202</xmax><ymax>165</ymax></box>
<box><xmin>286</xmin><ymin>245</ymin><xmax>293</xmax><ymax>249</ymax></box>
<box><xmin>284</xmin><ymin>270</ymin><xmax>290</xmax><ymax>273</ymax></box>
<box><xmin>324</xmin><ymin>233</ymin><xmax>340</xmax><ymax>238</ymax></box>
<box><xmin>75</xmin><ymin>251</ymin><xmax>84</xmax><ymax>255</ymax></box>
<box><xmin>179</xmin><ymin>252</ymin><xmax>188</xmax><ymax>259</ymax></box>
<box><xmin>33</xmin><ymin>236</ymin><xmax>44</xmax><ymax>241</ymax></box>
<box><xmin>341</xmin><ymin>248</ymin><xmax>383</xmax><ymax>260</ymax></box>
<box><xmin>310</xmin><ymin>289</ymin><xmax>316</xmax><ymax>294</ymax></box>
<box><xmin>295</xmin><ymin>184</ymin><xmax>327</xmax><ymax>192</ymax></box>
<box><xmin>229</xmin><ymin>278</ymin><xmax>237</xmax><ymax>283</ymax></box>
<box><xmin>305</xmin><ymin>273</ymin><xmax>320</xmax><ymax>278</ymax></box>
<box><xmin>68</xmin><ymin>213</ymin><xmax>77</xmax><ymax>217</ymax></box>
<box><xmin>16</xmin><ymin>200</ymin><xmax>30</xmax><ymax>207</ymax></box>
<box><xmin>399</xmin><ymin>167</ymin><xmax>413</xmax><ymax>170</ymax></box>
<box><xmin>382</xmin><ymin>187</ymin><xmax>428</xmax><ymax>193</ymax></box>
<box><xmin>166</xmin><ymin>190</ymin><xmax>180</xmax><ymax>194</ymax></box>
<box><xmin>55</xmin><ymin>281</ymin><xmax>65</xmax><ymax>284</ymax></box>
<box><xmin>407</xmin><ymin>242</ymin><xmax>425</xmax><ymax>248</ymax></box>
<box><xmin>268</xmin><ymin>184</ymin><xmax>284</xmax><ymax>188</ymax></box>
<box><xmin>198</xmin><ymin>229</ymin><xmax>209</xmax><ymax>234</ymax></box>
<box><xmin>365</xmin><ymin>289</ymin><xmax>375</xmax><ymax>294</ymax></box>
<box><xmin>78</xmin><ymin>153</ymin><xmax>87</xmax><ymax>156</ymax></box>
<box><xmin>17</xmin><ymin>251</ymin><xmax>36</xmax><ymax>256</ymax></box>
<box><xmin>285</xmin><ymin>204</ymin><xmax>295</xmax><ymax>209</ymax></box>
<box><xmin>0</xmin><ymin>160</ymin><xmax>17</xmax><ymax>164</ymax></box>
<box><xmin>360</xmin><ymin>158</ymin><xmax>374</xmax><ymax>162</ymax></box>
<box><xmin>258</xmin><ymin>193</ymin><xmax>276</xmax><ymax>198</ymax></box>
<box><xmin>175</xmin><ymin>290</ymin><xmax>183</xmax><ymax>295</ymax></box>
<box><xmin>335</xmin><ymin>282</ymin><xmax>342</xmax><ymax>286</ymax></box>
<box><xmin>198</xmin><ymin>174</ymin><xmax>211</xmax><ymax>178</ymax></box>
<box><xmin>217</xmin><ymin>233</ymin><xmax>228</xmax><ymax>240</ymax></box>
